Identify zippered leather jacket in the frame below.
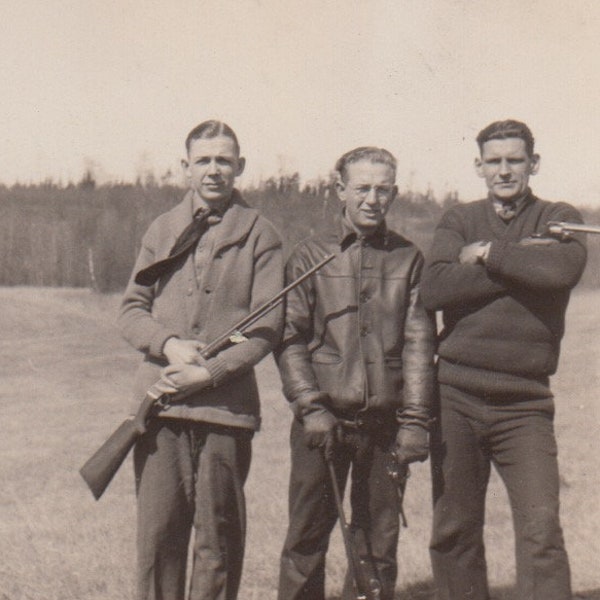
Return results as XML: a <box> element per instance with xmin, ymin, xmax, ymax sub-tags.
<box><xmin>276</xmin><ymin>221</ymin><xmax>436</xmax><ymax>426</ymax></box>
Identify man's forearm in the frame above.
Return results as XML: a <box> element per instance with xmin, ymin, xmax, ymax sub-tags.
<box><xmin>485</xmin><ymin>238</ymin><xmax>587</xmax><ymax>290</ymax></box>
<box><xmin>420</xmin><ymin>260</ymin><xmax>506</xmax><ymax>310</ymax></box>
<box><xmin>276</xmin><ymin>342</ymin><xmax>321</xmax><ymax>405</ymax></box>
<box><xmin>400</xmin><ymin>286</ymin><xmax>436</xmax><ymax>417</ymax></box>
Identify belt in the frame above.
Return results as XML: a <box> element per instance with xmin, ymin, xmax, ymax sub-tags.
<box><xmin>336</xmin><ymin>409</ymin><xmax>396</xmax><ymax>431</ymax></box>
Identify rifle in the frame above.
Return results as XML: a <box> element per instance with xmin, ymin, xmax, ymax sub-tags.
<box><xmin>540</xmin><ymin>221</ymin><xmax>600</xmax><ymax>240</ymax></box>
<box><xmin>80</xmin><ymin>253</ymin><xmax>336</xmax><ymax>500</ymax></box>
<box><xmin>386</xmin><ymin>451</ymin><xmax>410</xmax><ymax>528</ymax></box>
<box><xmin>327</xmin><ymin>459</ymin><xmax>382</xmax><ymax>600</ymax></box>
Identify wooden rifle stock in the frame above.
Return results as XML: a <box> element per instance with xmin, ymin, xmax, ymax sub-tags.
<box><xmin>79</xmin><ymin>392</ymin><xmax>158</xmax><ymax>500</ymax></box>
<box><xmin>80</xmin><ymin>253</ymin><xmax>335</xmax><ymax>500</ymax></box>
<box><xmin>327</xmin><ymin>460</ymin><xmax>382</xmax><ymax>600</ymax></box>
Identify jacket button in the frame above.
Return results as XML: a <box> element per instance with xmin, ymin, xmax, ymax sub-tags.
<box><xmin>360</xmin><ymin>326</ymin><xmax>368</xmax><ymax>336</ymax></box>
<box><xmin>205</xmin><ymin>288</ymin><xmax>211</xmax><ymax>294</ymax></box>
<box><xmin>187</xmin><ymin>288</ymin><xmax>193</xmax><ymax>295</ymax></box>
<box><xmin>360</xmin><ymin>291</ymin><xmax>370</xmax><ymax>302</ymax></box>
<box><xmin>192</xmin><ymin>325</ymin><xmax>200</xmax><ymax>334</ymax></box>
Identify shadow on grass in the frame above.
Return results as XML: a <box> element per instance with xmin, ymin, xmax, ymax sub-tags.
<box><xmin>327</xmin><ymin>580</ymin><xmax>435</xmax><ymax>600</ymax></box>
<box><xmin>328</xmin><ymin>581</ymin><xmax>600</xmax><ymax>600</ymax></box>
<box><xmin>574</xmin><ymin>591</ymin><xmax>600</xmax><ymax>600</ymax></box>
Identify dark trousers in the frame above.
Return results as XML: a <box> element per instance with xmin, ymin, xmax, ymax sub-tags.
<box><xmin>134</xmin><ymin>418</ymin><xmax>252</xmax><ymax>600</ymax></box>
<box><xmin>278</xmin><ymin>418</ymin><xmax>400</xmax><ymax>600</ymax></box>
<box><xmin>429</xmin><ymin>384</ymin><xmax>571</xmax><ymax>600</ymax></box>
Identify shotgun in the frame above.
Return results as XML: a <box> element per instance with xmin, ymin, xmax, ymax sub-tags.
<box><xmin>387</xmin><ymin>451</ymin><xmax>410</xmax><ymax>528</ymax></box>
<box><xmin>80</xmin><ymin>253</ymin><xmax>336</xmax><ymax>500</ymax></box>
<box><xmin>539</xmin><ymin>221</ymin><xmax>600</xmax><ymax>240</ymax></box>
<box><xmin>327</xmin><ymin>459</ymin><xmax>382</xmax><ymax>600</ymax></box>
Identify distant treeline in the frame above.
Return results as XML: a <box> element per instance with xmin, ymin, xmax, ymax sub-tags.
<box><xmin>1</xmin><ymin>176</ymin><xmax>598</xmax><ymax>291</ymax></box>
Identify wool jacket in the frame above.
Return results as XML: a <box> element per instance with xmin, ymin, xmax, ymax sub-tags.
<box><xmin>276</xmin><ymin>221</ymin><xmax>436</xmax><ymax>424</ymax></box>
<box><xmin>118</xmin><ymin>189</ymin><xmax>283</xmax><ymax>430</ymax></box>
<box><xmin>420</xmin><ymin>192</ymin><xmax>587</xmax><ymax>397</ymax></box>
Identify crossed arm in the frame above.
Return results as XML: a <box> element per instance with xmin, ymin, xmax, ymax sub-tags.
<box><xmin>420</xmin><ymin>206</ymin><xmax>587</xmax><ymax>312</ymax></box>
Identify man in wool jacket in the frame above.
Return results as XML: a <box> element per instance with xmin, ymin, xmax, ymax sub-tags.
<box><xmin>420</xmin><ymin>119</ymin><xmax>587</xmax><ymax>600</ymax></box>
<box><xmin>118</xmin><ymin>120</ymin><xmax>283</xmax><ymax>600</ymax></box>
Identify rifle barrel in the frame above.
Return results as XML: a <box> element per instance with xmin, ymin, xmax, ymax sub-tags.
<box><xmin>200</xmin><ymin>253</ymin><xmax>335</xmax><ymax>359</ymax></box>
<box><xmin>547</xmin><ymin>221</ymin><xmax>600</xmax><ymax>235</ymax></box>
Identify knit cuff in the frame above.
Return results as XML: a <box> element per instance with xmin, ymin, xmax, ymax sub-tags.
<box><xmin>204</xmin><ymin>355</ymin><xmax>228</xmax><ymax>388</ymax></box>
<box><xmin>484</xmin><ymin>239</ymin><xmax>509</xmax><ymax>274</ymax></box>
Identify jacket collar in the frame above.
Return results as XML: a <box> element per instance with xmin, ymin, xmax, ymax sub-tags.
<box><xmin>168</xmin><ymin>188</ymin><xmax>258</xmax><ymax>253</ymax></box>
<box><xmin>338</xmin><ymin>214</ymin><xmax>389</xmax><ymax>250</ymax></box>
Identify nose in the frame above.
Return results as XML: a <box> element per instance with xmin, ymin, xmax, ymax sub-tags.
<box><xmin>364</xmin><ymin>188</ymin><xmax>378</xmax><ymax>205</ymax></box>
<box><xmin>499</xmin><ymin>159</ymin><xmax>511</xmax><ymax>177</ymax></box>
<box><xmin>207</xmin><ymin>159</ymin><xmax>220</xmax><ymax>176</ymax></box>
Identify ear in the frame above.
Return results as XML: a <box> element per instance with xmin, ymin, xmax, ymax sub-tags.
<box><xmin>235</xmin><ymin>156</ymin><xmax>246</xmax><ymax>177</ymax></box>
<box><xmin>335</xmin><ymin>177</ymin><xmax>346</xmax><ymax>203</ymax></box>
<box><xmin>474</xmin><ymin>156</ymin><xmax>484</xmax><ymax>178</ymax></box>
<box><xmin>530</xmin><ymin>153</ymin><xmax>540</xmax><ymax>176</ymax></box>
<box><xmin>181</xmin><ymin>158</ymin><xmax>190</xmax><ymax>177</ymax></box>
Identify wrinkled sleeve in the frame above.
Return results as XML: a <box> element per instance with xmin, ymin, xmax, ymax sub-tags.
<box><xmin>118</xmin><ymin>220</ymin><xmax>180</xmax><ymax>358</ymax></box>
<box><xmin>275</xmin><ymin>246</ymin><xmax>328</xmax><ymax>415</ymax></box>
<box><xmin>399</xmin><ymin>254</ymin><xmax>437</xmax><ymax>427</ymax></box>
<box><xmin>202</xmin><ymin>226</ymin><xmax>284</xmax><ymax>387</ymax></box>
<box><xmin>485</xmin><ymin>203</ymin><xmax>587</xmax><ymax>290</ymax></box>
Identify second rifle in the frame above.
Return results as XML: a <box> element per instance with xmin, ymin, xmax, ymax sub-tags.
<box><xmin>327</xmin><ymin>459</ymin><xmax>382</xmax><ymax>600</ymax></box>
<box><xmin>541</xmin><ymin>220</ymin><xmax>600</xmax><ymax>240</ymax></box>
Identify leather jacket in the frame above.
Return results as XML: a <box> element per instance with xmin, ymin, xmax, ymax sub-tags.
<box><xmin>276</xmin><ymin>221</ymin><xmax>436</xmax><ymax>426</ymax></box>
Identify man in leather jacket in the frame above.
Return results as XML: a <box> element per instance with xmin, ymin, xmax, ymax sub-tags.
<box><xmin>275</xmin><ymin>146</ymin><xmax>436</xmax><ymax>600</ymax></box>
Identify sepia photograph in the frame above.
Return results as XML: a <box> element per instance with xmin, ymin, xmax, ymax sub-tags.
<box><xmin>0</xmin><ymin>1</ymin><xmax>598</xmax><ymax>599</ymax></box>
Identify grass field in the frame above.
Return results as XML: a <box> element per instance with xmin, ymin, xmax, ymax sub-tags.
<box><xmin>0</xmin><ymin>286</ymin><xmax>598</xmax><ymax>600</ymax></box>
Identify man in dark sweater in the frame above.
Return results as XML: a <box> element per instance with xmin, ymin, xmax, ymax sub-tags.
<box><xmin>420</xmin><ymin>119</ymin><xmax>587</xmax><ymax>600</ymax></box>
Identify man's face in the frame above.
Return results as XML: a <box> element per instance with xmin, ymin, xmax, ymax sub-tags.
<box><xmin>336</xmin><ymin>160</ymin><xmax>397</xmax><ymax>234</ymax></box>
<box><xmin>475</xmin><ymin>137</ymin><xmax>540</xmax><ymax>202</ymax></box>
<box><xmin>182</xmin><ymin>135</ymin><xmax>245</xmax><ymax>205</ymax></box>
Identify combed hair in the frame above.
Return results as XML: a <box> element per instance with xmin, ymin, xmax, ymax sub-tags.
<box><xmin>476</xmin><ymin>120</ymin><xmax>535</xmax><ymax>156</ymax></box>
<box><xmin>335</xmin><ymin>147</ymin><xmax>397</xmax><ymax>182</ymax></box>
<box><xmin>185</xmin><ymin>120</ymin><xmax>240</xmax><ymax>155</ymax></box>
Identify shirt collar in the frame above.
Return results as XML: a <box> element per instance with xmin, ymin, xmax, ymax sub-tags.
<box><xmin>339</xmin><ymin>213</ymin><xmax>388</xmax><ymax>250</ymax></box>
<box><xmin>191</xmin><ymin>190</ymin><xmax>233</xmax><ymax>218</ymax></box>
<box><xmin>490</xmin><ymin>188</ymin><xmax>533</xmax><ymax>214</ymax></box>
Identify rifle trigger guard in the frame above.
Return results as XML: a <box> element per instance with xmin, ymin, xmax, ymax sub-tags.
<box><xmin>155</xmin><ymin>395</ymin><xmax>172</xmax><ymax>411</ymax></box>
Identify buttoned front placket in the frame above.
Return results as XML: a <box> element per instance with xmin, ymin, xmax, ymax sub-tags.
<box><xmin>355</xmin><ymin>235</ymin><xmax>372</xmax><ymax>414</ymax></box>
<box><xmin>189</xmin><ymin>220</ymin><xmax>220</xmax><ymax>338</ymax></box>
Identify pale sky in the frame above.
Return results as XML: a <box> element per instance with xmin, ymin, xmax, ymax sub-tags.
<box><xmin>2</xmin><ymin>0</ymin><xmax>599</xmax><ymax>206</ymax></box>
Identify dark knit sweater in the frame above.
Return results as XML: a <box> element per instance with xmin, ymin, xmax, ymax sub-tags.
<box><xmin>420</xmin><ymin>192</ymin><xmax>587</xmax><ymax>398</ymax></box>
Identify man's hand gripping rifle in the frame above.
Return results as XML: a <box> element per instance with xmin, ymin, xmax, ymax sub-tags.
<box><xmin>80</xmin><ymin>253</ymin><xmax>335</xmax><ymax>500</ymax></box>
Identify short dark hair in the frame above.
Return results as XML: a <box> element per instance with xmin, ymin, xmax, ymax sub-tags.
<box><xmin>185</xmin><ymin>120</ymin><xmax>240</xmax><ymax>155</ymax></box>
<box><xmin>476</xmin><ymin>120</ymin><xmax>535</xmax><ymax>156</ymax></box>
<box><xmin>335</xmin><ymin>146</ymin><xmax>397</xmax><ymax>182</ymax></box>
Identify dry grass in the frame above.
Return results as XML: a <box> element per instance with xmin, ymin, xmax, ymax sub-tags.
<box><xmin>0</xmin><ymin>287</ymin><xmax>598</xmax><ymax>599</ymax></box>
